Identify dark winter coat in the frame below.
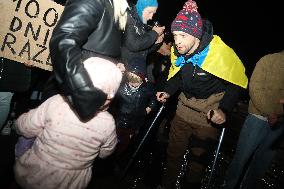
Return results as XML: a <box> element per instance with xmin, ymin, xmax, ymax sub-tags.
<box><xmin>111</xmin><ymin>81</ymin><xmax>158</xmax><ymax>129</ymax></box>
<box><xmin>49</xmin><ymin>0</ymin><xmax>123</xmax><ymax>120</ymax></box>
<box><xmin>121</xmin><ymin>4</ymin><xmax>160</xmax><ymax>65</ymax></box>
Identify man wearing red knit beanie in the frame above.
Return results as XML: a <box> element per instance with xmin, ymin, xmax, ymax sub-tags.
<box><xmin>156</xmin><ymin>0</ymin><xmax>248</xmax><ymax>188</ymax></box>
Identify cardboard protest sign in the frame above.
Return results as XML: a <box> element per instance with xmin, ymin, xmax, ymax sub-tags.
<box><xmin>0</xmin><ymin>0</ymin><xmax>64</xmax><ymax>71</ymax></box>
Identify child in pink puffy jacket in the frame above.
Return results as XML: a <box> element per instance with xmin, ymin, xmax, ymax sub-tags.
<box><xmin>14</xmin><ymin>57</ymin><xmax>122</xmax><ymax>189</ymax></box>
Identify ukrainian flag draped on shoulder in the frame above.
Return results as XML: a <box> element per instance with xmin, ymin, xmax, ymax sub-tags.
<box><xmin>168</xmin><ymin>35</ymin><xmax>248</xmax><ymax>89</ymax></box>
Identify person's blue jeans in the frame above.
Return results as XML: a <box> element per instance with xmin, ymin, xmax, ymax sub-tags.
<box><xmin>0</xmin><ymin>92</ymin><xmax>13</xmax><ymax>129</ymax></box>
<box><xmin>223</xmin><ymin>114</ymin><xmax>284</xmax><ymax>189</ymax></box>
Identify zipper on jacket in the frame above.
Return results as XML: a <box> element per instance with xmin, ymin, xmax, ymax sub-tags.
<box><xmin>192</xmin><ymin>65</ymin><xmax>197</xmax><ymax>78</ymax></box>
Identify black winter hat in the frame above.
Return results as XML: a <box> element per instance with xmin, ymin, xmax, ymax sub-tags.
<box><xmin>127</xmin><ymin>57</ymin><xmax>147</xmax><ymax>79</ymax></box>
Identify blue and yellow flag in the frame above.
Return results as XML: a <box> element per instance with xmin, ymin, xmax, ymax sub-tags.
<box><xmin>168</xmin><ymin>35</ymin><xmax>248</xmax><ymax>89</ymax></box>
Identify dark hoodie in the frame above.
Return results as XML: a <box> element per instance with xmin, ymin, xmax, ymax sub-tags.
<box><xmin>163</xmin><ymin>19</ymin><xmax>242</xmax><ymax>113</ymax></box>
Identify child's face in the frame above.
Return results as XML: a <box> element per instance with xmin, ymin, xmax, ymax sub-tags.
<box><xmin>128</xmin><ymin>81</ymin><xmax>142</xmax><ymax>88</ymax></box>
<box><xmin>126</xmin><ymin>72</ymin><xmax>143</xmax><ymax>87</ymax></box>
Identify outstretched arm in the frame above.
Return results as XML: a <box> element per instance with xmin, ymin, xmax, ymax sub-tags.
<box><xmin>49</xmin><ymin>0</ymin><xmax>106</xmax><ymax>120</ymax></box>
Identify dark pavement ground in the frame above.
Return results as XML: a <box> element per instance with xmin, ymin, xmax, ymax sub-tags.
<box><xmin>1</xmin><ymin>99</ymin><xmax>284</xmax><ymax>189</ymax></box>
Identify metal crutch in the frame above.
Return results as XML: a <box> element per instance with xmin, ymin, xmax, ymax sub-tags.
<box><xmin>120</xmin><ymin>104</ymin><xmax>165</xmax><ymax>180</ymax></box>
<box><xmin>205</xmin><ymin>127</ymin><xmax>226</xmax><ymax>189</ymax></box>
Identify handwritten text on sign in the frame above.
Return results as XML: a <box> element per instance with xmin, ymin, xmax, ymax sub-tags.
<box><xmin>0</xmin><ymin>0</ymin><xmax>64</xmax><ymax>71</ymax></box>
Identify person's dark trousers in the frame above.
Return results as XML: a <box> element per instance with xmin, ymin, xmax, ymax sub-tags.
<box><xmin>241</xmin><ymin>117</ymin><xmax>284</xmax><ymax>189</ymax></box>
<box><xmin>161</xmin><ymin>115</ymin><xmax>218</xmax><ymax>189</ymax></box>
<box><xmin>223</xmin><ymin>114</ymin><xmax>284</xmax><ymax>189</ymax></box>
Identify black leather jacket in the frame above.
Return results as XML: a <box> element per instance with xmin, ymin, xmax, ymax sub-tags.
<box><xmin>49</xmin><ymin>0</ymin><xmax>123</xmax><ymax>120</ymax></box>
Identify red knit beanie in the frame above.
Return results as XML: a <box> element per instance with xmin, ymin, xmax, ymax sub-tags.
<box><xmin>171</xmin><ymin>0</ymin><xmax>203</xmax><ymax>39</ymax></box>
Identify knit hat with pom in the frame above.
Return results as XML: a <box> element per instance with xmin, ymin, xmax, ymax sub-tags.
<box><xmin>171</xmin><ymin>0</ymin><xmax>203</xmax><ymax>39</ymax></box>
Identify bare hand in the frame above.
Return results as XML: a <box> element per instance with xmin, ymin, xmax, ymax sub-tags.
<box><xmin>116</xmin><ymin>63</ymin><xmax>125</xmax><ymax>74</ymax></box>
<box><xmin>23</xmin><ymin>61</ymin><xmax>33</xmax><ymax>67</ymax></box>
<box><xmin>156</xmin><ymin>92</ymin><xmax>170</xmax><ymax>103</ymax></box>
<box><xmin>157</xmin><ymin>42</ymin><xmax>171</xmax><ymax>55</ymax></box>
<box><xmin>155</xmin><ymin>33</ymin><xmax>164</xmax><ymax>44</ymax></box>
<box><xmin>146</xmin><ymin>107</ymin><xmax>151</xmax><ymax>114</ymax></box>
<box><xmin>152</xmin><ymin>26</ymin><xmax>165</xmax><ymax>36</ymax></box>
<box><xmin>207</xmin><ymin>109</ymin><xmax>226</xmax><ymax>125</ymax></box>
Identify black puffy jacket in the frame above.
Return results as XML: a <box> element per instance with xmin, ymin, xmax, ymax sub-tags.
<box><xmin>49</xmin><ymin>0</ymin><xmax>123</xmax><ymax>120</ymax></box>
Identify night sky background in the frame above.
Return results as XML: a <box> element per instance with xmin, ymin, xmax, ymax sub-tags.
<box><xmin>154</xmin><ymin>0</ymin><xmax>284</xmax><ymax>76</ymax></box>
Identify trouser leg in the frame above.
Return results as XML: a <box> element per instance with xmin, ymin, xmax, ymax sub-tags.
<box><xmin>161</xmin><ymin>115</ymin><xmax>193</xmax><ymax>189</ymax></box>
<box><xmin>241</xmin><ymin>118</ymin><xmax>284</xmax><ymax>189</ymax></box>
<box><xmin>185</xmin><ymin>124</ymin><xmax>219</xmax><ymax>183</ymax></box>
<box><xmin>223</xmin><ymin>114</ymin><xmax>268</xmax><ymax>189</ymax></box>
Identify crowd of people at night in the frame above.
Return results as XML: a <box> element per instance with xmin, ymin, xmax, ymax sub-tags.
<box><xmin>0</xmin><ymin>0</ymin><xmax>283</xmax><ymax>189</ymax></box>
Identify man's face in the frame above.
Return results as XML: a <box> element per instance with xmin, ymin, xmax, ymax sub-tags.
<box><xmin>142</xmin><ymin>7</ymin><xmax>157</xmax><ymax>23</ymax></box>
<box><xmin>172</xmin><ymin>31</ymin><xmax>200</xmax><ymax>55</ymax></box>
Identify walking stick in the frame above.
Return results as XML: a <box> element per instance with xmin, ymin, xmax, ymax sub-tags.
<box><xmin>205</xmin><ymin>127</ymin><xmax>225</xmax><ymax>189</ymax></box>
<box><xmin>120</xmin><ymin>104</ymin><xmax>165</xmax><ymax>180</ymax></box>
